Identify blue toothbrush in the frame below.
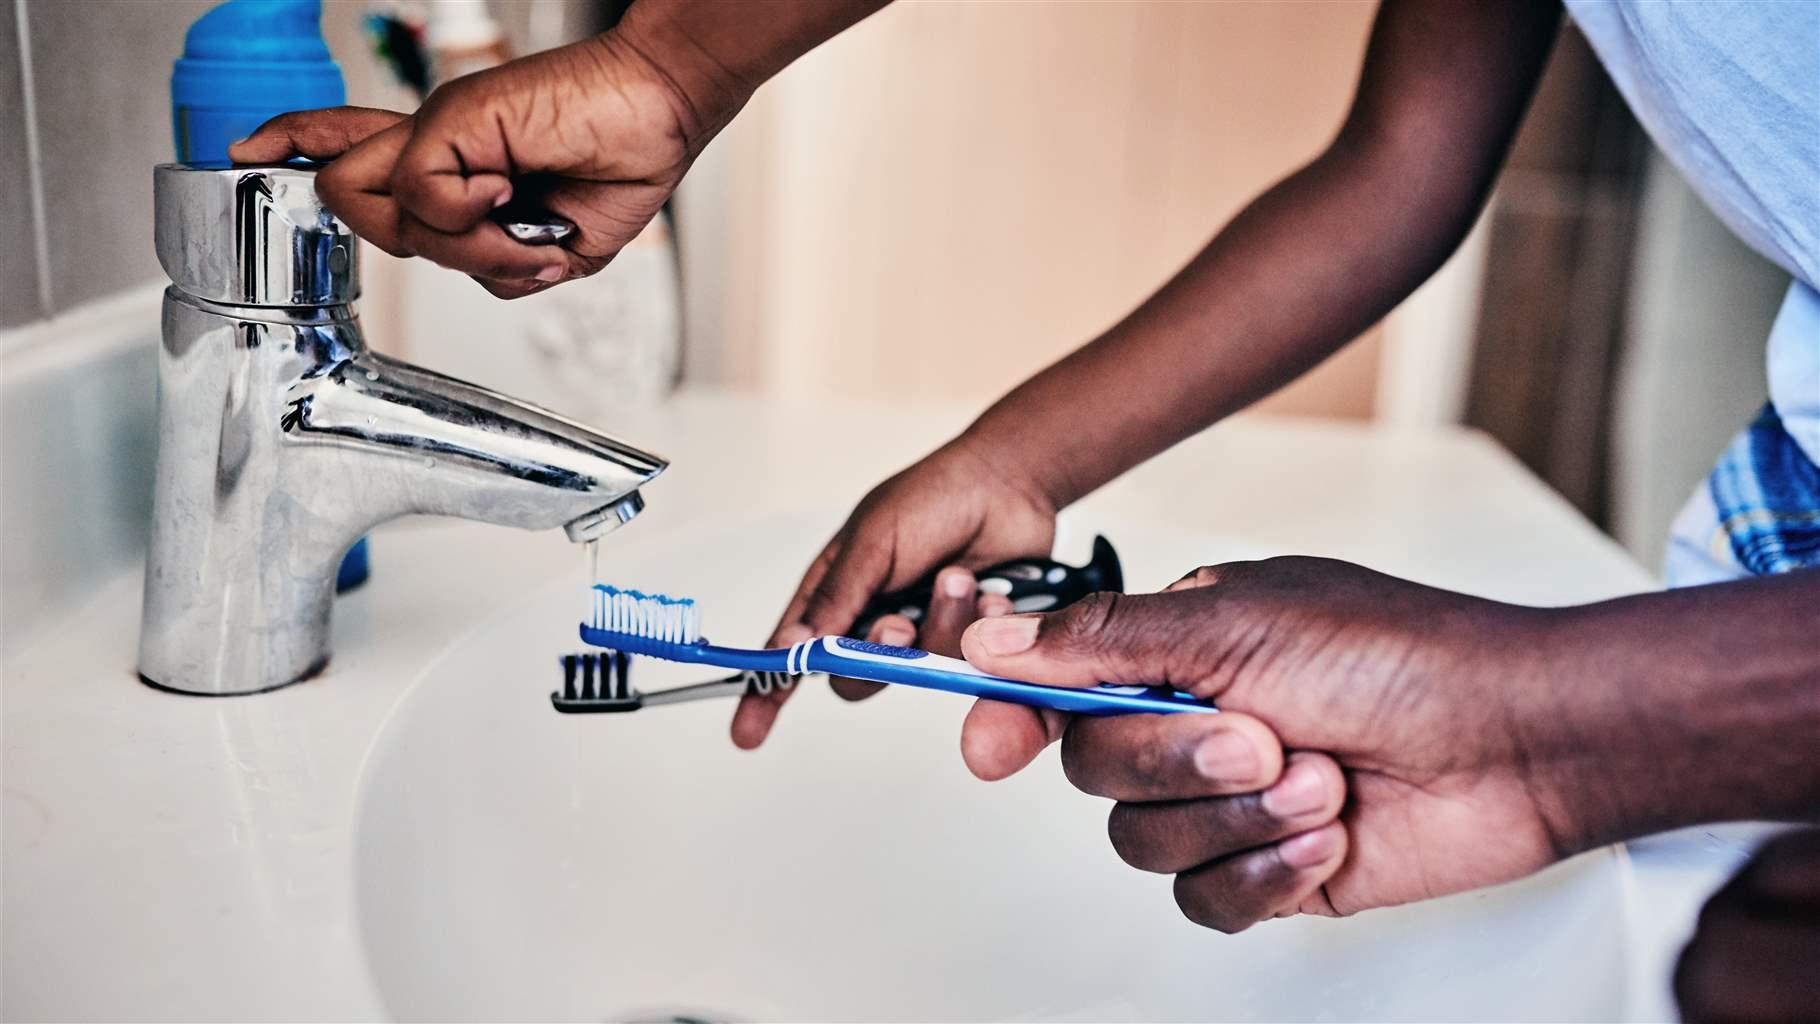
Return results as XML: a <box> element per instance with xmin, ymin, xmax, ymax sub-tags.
<box><xmin>576</xmin><ymin>584</ymin><xmax>1214</xmax><ymax>716</ymax></box>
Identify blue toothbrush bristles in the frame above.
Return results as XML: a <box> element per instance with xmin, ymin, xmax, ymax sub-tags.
<box><xmin>589</xmin><ymin>584</ymin><xmax>702</xmax><ymax>643</ymax></box>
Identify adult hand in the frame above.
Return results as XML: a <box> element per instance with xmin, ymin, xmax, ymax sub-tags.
<box><xmin>733</xmin><ymin>438</ymin><xmax>1059</xmax><ymax>748</ymax></box>
<box><xmin>957</xmin><ymin>556</ymin><xmax>1580</xmax><ymax>932</ymax></box>
<box><xmin>1676</xmin><ymin>828</ymin><xmax>1820</xmax><ymax>1023</ymax></box>
<box><xmin>230</xmin><ymin>32</ymin><xmax>740</xmax><ymax>298</ymax></box>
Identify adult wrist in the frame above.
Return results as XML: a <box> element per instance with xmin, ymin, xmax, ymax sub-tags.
<box><xmin>606</xmin><ymin>0</ymin><xmax>888</xmax><ymax>145</ymax></box>
<box><xmin>1493</xmin><ymin>605</ymin><xmax>1636</xmax><ymax>858</ymax></box>
<box><xmin>596</xmin><ymin>16</ymin><xmax>755</xmax><ymax>147</ymax></box>
<box><xmin>1512</xmin><ymin>577</ymin><xmax>1820</xmax><ymax>854</ymax></box>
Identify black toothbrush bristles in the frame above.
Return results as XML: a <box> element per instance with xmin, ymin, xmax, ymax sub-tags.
<box><xmin>552</xmin><ymin>651</ymin><xmax>642</xmax><ymax>713</ymax></box>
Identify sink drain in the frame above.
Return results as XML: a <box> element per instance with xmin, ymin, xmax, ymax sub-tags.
<box><xmin>616</xmin><ymin>1008</ymin><xmax>742</xmax><ymax>1024</ymax></box>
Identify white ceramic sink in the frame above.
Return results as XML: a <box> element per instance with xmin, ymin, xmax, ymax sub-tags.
<box><xmin>354</xmin><ymin>512</ymin><xmax>1634</xmax><ymax>1022</ymax></box>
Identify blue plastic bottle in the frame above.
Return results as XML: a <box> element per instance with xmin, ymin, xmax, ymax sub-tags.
<box><xmin>172</xmin><ymin>0</ymin><xmax>345</xmax><ymax>164</ymax></box>
<box><xmin>172</xmin><ymin>0</ymin><xmax>370</xmax><ymax>590</ymax></box>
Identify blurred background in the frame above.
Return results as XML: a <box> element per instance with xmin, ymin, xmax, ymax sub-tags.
<box><xmin>0</xmin><ymin>0</ymin><xmax>1792</xmax><ymax>632</ymax></box>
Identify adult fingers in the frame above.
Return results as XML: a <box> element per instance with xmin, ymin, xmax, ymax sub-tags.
<box><xmin>228</xmin><ymin>106</ymin><xmax>408</xmax><ymax>163</ymax></box>
<box><xmin>313</xmin><ymin>120</ymin><xmax>416</xmax><ymax>257</ymax></box>
<box><xmin>960</xmin><ymin>589</ymin><xmax>1221</xmax><ymax>694</ymax></box>
<box><xmin>954</xmin><ymin>593</ymin><xmax>1063</xmax><ymax>781</ymax></box>
<box><xmin>471</xmin><ymin>276</ymin><xmax>556</xmax><ymax>300</ymax></box>
<box><xmin>1171</xmin><ymin>822</ymin><xmax>1348</xmax><ymax>934</ymax></box>
<box><xmin>395</xmin><ymin>214</ymin><xmax>568</xmax><ymax>286</ymax></box>
<box><xmin>1106</xmin><ymin>752</ymin><xmax>1346</xmax><ymax>874</ymax></box>
<box><xmin>959</xmin><ymin>698</ymin><xmax>1068</xmax><ymax>781</ymax></box>
<box><xmin>389</xmin><ymin>89</ymin><xmax>515</xmax><ymax>234</ymax></box>
<box><xmin>1061</xmin><ymin>710</ymin><xmax>1283</xmax><ymax>800</ymax></box>
<box><xmin>395</xmin><ymin>176</ymin><xmax>663</xmax><ymax>286</ymax></box>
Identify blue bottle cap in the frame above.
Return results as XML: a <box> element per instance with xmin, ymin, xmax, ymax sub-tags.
<box><xmin>171</xmin><ymin>0</ymin><xmax>346</xmax><ymax>165</ymax></box>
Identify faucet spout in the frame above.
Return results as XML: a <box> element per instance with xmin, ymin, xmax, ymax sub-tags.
<box><xmin>287</xmin><ymin>350</ymin><xmax>665</xmax><ymax>536</ymax></box>
<box><xmin>138</xmin><ymin>162</ymin><xmax>669</xmax><ymax>696</ymax></box>
<box><xmin>565</xmin><ymin>492</ymin><xmax>647</xmax><ymax>543</ymax></box>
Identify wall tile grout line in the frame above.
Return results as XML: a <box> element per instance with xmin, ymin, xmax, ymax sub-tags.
<box><xmin>13</xmin><ymin>0</ymin><xmax>53</xmax><ymax>319</ymax></box>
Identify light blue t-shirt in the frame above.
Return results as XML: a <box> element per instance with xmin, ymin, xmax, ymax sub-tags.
<box><xmin>1565</xmin><ymin>1</ymin><xmax>1820</xmax><ymax>583</ymax></box>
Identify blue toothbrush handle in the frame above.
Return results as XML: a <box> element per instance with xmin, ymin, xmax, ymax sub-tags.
<box><xmin>799</xmin><ymin>636</ymin><xmax>1213</xmax><ymax>715</ymax></box>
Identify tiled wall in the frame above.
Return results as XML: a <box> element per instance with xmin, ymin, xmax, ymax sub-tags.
<box><xmin>0</xmin><ymin>3</ymin><xmax>46</xmax><ymax>326</ymax></box>
<box><xmin>4</xmin><ymin>0</ymin><xmax>210</xmax><ymax>325</ymax></box>
<box><xmin>0</xmin><ymin>0</ymin><xmax>446</xmax><ymax>327</ymax></box>
<box><xmin>1</xmin><ymin>0</ymin><xmax>208</xmax><ymax>644</ymax></box>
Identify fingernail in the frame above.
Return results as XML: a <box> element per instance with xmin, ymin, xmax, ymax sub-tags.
<box><xmin>940</xmin><ymin>569</ymin><xmax>974</xmax><ymax>599</ymax></box>
<box><xmin>228</xmin><ymin>135</ymin><xmax>250</xmax><ymax>148</ymax></box>
<box><xmin>492</xmin><ymin>188</ymin><xmax>513</xmax><ymax>209</ymax></box>
<box><xmin>1262</xmin><ymin>761</ymin><xmax>1329</xmax><ymax>818</ymax></box>
<box><xmin>1193</xmin><ymin>729</ymin><xmax>1260</xmax><ymax>783</ymax></box>
<box><xmin>1279</xmin><ymin>826</ymin><xmax>1342</xmax><ymax>869</ymax></box>
<box><xmin>973</xmin><ymin>616</ymin><xmax>1038</xmax><ymax>656</ymax></box>
<box><xmin>535</xmin><ymin>264</ymin><xmax>564</xmax><ymax>283</ymax></box>
<box><xmin>880</xmin><ymin>622</ymin><xmax>914</xmax><ymax>646</ymax></box>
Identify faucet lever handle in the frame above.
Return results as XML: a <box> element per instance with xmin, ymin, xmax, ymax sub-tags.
<box><xmin>492</xmin><ymin>201</ymin><xmax>576</xmax><ymax>247</ymax></box>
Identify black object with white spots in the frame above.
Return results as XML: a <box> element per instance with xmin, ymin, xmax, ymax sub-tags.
<box><xmin>848</xmin><ymin>535</ymin><xmax>1124</xmax><ymax>639</ymax></box>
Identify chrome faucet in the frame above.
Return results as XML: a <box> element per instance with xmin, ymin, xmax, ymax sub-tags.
<box><xmin>139</xmin><ymin>163</ymin><xmax>667</xmax><ymax>695</ymax></box>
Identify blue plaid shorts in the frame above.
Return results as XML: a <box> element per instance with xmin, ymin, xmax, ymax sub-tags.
<box><xmin>1708</xmin><ymin>403</ymin><xmax>1820</xmax><ymax>575</ymax></box>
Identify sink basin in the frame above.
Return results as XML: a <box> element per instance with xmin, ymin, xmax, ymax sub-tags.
<box><xmin>354</xmin><ymin>512</ymin><xmax>1633</xmax><ymax>1021</ymax></box>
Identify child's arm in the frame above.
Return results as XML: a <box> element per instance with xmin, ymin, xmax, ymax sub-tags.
<box><xmin>968</xmin><ymin>0</ymin><xmax>1563</xmax><ymax>509</ymax></box>
<box><xmin>745</xmin><ymin>0</ymin><xmax>1565</xmax><ymax>746</ymax></box>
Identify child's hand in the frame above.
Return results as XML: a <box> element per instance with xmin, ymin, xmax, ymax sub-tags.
<box><xmin>732</xmin><ymin>439</ymin><xmax>1058</xmax><ymax>748</ymax></box>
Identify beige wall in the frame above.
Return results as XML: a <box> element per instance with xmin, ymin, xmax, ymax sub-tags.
<box><xmin>713</xmin><ymin>0</ymin><xmax>1383</xmax><ymax>418</ymax></box>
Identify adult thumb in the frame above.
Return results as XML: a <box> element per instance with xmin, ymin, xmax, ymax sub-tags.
<box><xmin>959</xmin><ymin>591</ymin><xmax>1202</xmax><ymax>691</ymax></box>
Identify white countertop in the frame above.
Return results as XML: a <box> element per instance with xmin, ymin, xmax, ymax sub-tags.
<box><xmin>1</xmin><ymin>389</ymin><xmax>1749</xmax><ymax>1020</ymax></box>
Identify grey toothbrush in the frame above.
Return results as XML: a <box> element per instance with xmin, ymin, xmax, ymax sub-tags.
<box><xmin>552</xmin><ymin>653</ymin><xmax>793</xmax><ymax>714</ymax></box>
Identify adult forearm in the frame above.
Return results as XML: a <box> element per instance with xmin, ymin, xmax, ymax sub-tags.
<box><xmin>612</xmin><ymin>0</ymin><xmax>890</xmax><ymax>134</ymax></box>
<box><xmin>1531</xmin><ymin>568</ymin><xmax>1820</xmax><ymax>854</ymax></box>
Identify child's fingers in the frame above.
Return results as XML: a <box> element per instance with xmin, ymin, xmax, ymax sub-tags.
<box><xmin>918</xmin><ymin>566</ymin><xmax>979</xmax><ymax>657</ymax></box>
<box><xmin>829</xmin><ymin>617</ymin><xmax>906</xmax><ymax>701</ymax></box>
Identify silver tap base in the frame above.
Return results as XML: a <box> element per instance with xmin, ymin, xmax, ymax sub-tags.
<box><xmin>139</xmin><ymin>291</ymin><xmax>667</xmax><ymax>695</ymax></box>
